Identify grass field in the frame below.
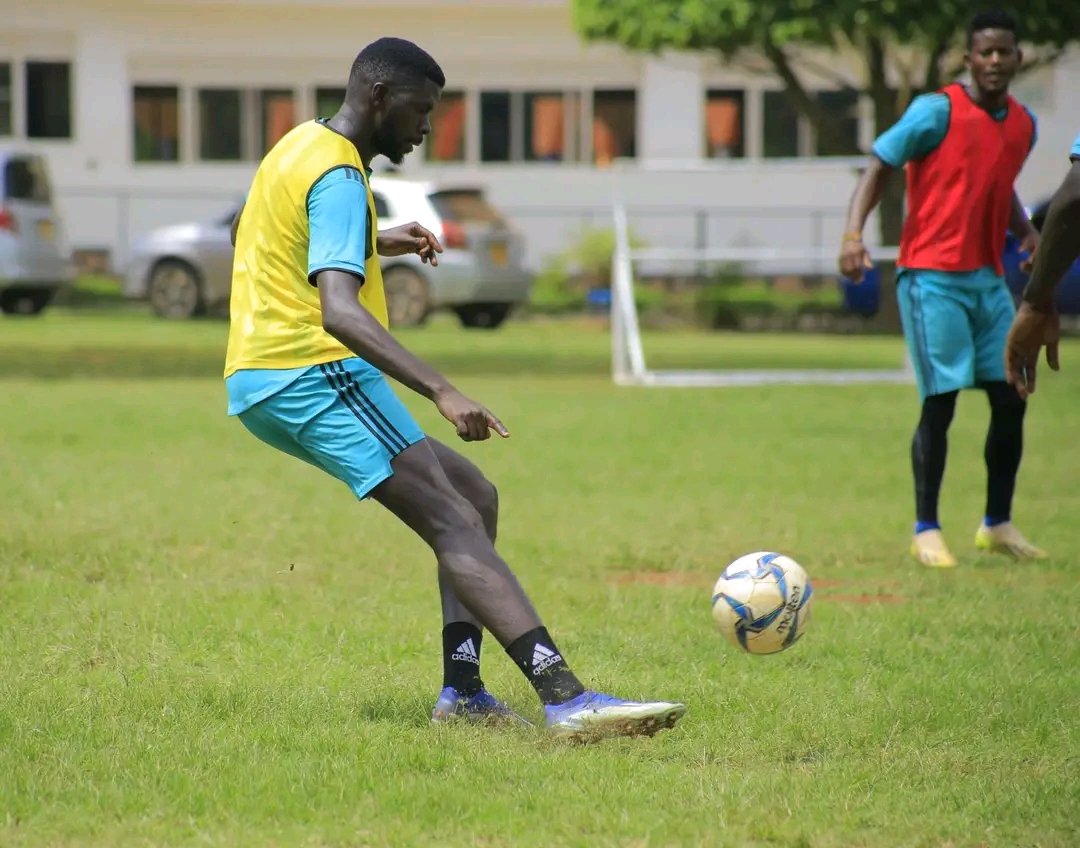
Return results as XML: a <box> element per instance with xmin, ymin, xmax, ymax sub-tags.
<box><xmin>2</xmin><ymin>310</ymin><xmax>1079</xmax><ymax>847</ymax></box>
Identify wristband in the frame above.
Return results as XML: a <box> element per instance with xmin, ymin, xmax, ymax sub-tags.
<box><xmin>842</xmin><ymin>231</ymin><xmax>863</xmax><ymax>243</ymax></box>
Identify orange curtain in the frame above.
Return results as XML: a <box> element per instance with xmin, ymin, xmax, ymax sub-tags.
<box><xmin>432</xmin><ymin>97</ymin><xmax>465</xmax><ymax>161</ymax></box>
<box><xmin>705</xmin><ymin>98</ymin><xmax>740</xmax><ymax>155</ymax></box>
<box><xmin>531</xmin><ymin>95</ymin><xmax>564</xmax><ymax>160</ymax></box>
<box><xmin>264</xmin><ymin>96</ymin><xmax>295</xmax><ymax>150</ymax></box>
<box><xmin>593</xmin><ymin>117</ymin><xmax>617</xmax><ymax>166</ymax></box>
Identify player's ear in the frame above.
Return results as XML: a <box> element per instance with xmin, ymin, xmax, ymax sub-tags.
<box><xmin>370</xmin><ymin>81</ymin><xmax>391</xmax><ymax>110</ymax></box>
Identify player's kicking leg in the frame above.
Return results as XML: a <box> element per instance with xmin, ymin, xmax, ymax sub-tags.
<box><xmin>428</xmin><ymin>439</ymin><xmax>529</xmax><ymax>725</ymax></box>
<box><xmin>372</xmin><ymin>439</ymin><xmax>685</xmax><ymax>741</ymax></box>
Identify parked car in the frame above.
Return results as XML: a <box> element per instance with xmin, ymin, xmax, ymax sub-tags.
<box><xmin>124</xmin><ymin>177</ymin><xmax>532</xmax><ymax>328</ymax></box>
<box><xmin>0</xmin><ymin>150</ymin><xmax>73</xmax><ymax>316</ymax></box>
<box><xmin>840</xmin><ymin>197</ymin><xmax>1080</xmax><ymax>315</ymax></box>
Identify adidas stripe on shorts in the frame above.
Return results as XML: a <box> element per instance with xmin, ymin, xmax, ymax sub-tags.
<box><xmin>237</xmin><ymin>356</ymin><xmax>426</xmax><ymax>499</ymax></box>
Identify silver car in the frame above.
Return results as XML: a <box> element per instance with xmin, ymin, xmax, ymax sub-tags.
<box><xmin>0</xmin><ymin>151</ymin><xmax>73</xmax><ymax>315</ymax></box>
<box><xmin>124</xmin><ymin>176</ymin><xmax>531</xmax><ymax>328</ymax></box>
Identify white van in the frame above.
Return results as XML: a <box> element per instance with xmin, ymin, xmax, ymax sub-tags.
<box><xmin>0</xmin><ymin>151</ymin><xmax>73</xmax><ymax>315</ymax></box>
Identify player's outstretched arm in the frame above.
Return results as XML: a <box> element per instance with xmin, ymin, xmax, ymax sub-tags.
<box><xmin>838</xmin><ymin>156</ymin><xmax>894</xmax><ymax>283</ymax></box>
<box><xmin>318</xmin><ymin>269</ymin><xmax>508</xmax><ymax>441</ymax></box>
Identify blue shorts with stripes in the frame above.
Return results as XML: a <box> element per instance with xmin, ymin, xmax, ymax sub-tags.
<box><xmin>235</xmin><ymin>357</ymin><xmax>425</xmax><ymax>500</ymax></box>
<box><xmin>897</xmin><ymin>269</ymin><xmax>1016</xmax><ymax>401</ymax></box>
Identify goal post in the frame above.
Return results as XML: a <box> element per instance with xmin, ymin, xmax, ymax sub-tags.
<box><xmin>608</xmin><ymin>160</ymin><xmax>912</xmax><ymax>388</ymax></box>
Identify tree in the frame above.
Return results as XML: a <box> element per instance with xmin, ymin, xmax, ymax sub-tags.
<box><xmin>572</xmin><ymin>0</ymin><xmax>1080</xmax><ymax>328</ymax></box>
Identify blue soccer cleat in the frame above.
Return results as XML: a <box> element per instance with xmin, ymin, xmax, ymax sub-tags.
<box><xmin>430</xmin><ymin>686</ymin><xmax>532</xmax><ymax>726</ymax></box>
<box><xmin>544</xmin><ymin>690</ymin><xmax>686</xmax><ymax>741</ymax></box>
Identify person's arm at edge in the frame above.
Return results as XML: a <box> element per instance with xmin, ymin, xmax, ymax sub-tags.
<box><xmin>1021</xmin><ymin>161</ymin><xmax>1080</xmax><ymax>310</ymax></box>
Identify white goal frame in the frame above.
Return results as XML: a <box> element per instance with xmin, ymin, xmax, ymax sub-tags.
<box><xmin>609</xmin><ymin>162</ymin><xmax>912</xmax><ymax>388</ymax></box>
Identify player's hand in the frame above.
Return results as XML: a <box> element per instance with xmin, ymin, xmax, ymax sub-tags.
<box><xmin>1005</xmin><ymin>300</ymin><xmax>1060</xmax><ymax>400</ymax></box>
<box><xmin>377</xmin><ymin>223</ymin><xmax>444</xmax><ymax>266</ymax></box>
<box><xmin>1018</xmin><ymin>231</ymin><xmax>1040</xmax><ymax>274</ymax></box>
<box><xmin>434</xmin><ymin>387</ymin><xmax>509</xmax><ymax>442</ymax></box>
<box><xmin>838</xmin><ymin>237</ymin><xmax>873</xmax><ymax>283</ymax></box>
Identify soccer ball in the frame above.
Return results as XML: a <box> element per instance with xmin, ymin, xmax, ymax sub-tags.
<box><xmin>711</xmin><ymin>551</ymin><xmax>813</xmax><ymax>655</ymax></box>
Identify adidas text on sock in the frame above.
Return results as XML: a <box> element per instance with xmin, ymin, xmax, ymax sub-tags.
<box><xmin>442</xmin><ymin>622</ymin><xmax>483</xmax><ymax>696</ymax></box>
<box><xmin>505</xmin><ymin>626</ymin><xmax>585</xmax><ymax>705</ymax></box>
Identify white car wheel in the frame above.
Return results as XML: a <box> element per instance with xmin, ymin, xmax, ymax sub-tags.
<box><xmin>148</xmin><ymin>260</ymin><xmax>203</xmax><ymax>320</ymax></box>
<box><xmin>383</xmin><ymin>266</ymin><xmax>430</xmax><ymax>327</ymax></box>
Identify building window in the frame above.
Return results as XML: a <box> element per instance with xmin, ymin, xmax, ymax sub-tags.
<box><xmin>763</xmin><ymin>90</ymin><xmax>799</xmax><ymax>158</ymax></box>
<box><xmin>315</xmin><ymin>87</ymin><xmax>345</xmax><ymax>119</ymax></box>
<box><xmin>480</xmin><ymin>91</ymin><xmax>512</xmax><ymax>162</ymax></box>
<box><xmin>133</xmin><ymin>86</ymin><xmax>180</xmax><ymax>162</ymax></box>
<box><xmin>0</xmin><ymin>64</ymin><xmax>10</xmax><ymax>136</ymax></box>
<box><xmin>592</xmin><ymin>89</ymin><xmax>635</xmax><ymax>166</ymax></box>
<box><xmin>704</xmin><ymin>89</ymin><xmax>745</xmax><ymax>159</ymax></box>
<box><xmin>427</xmin><ymin>90</ymin><xmax>466</xmax><ymax>162</ymax></box>
<box><xmin>198</xmin><ymin>88</ymin><xmax>243</xmax><ymax>161</ymax></box>
<box><xmin>26</xmin><ymin>61</ymin><xmax>72</xmax><ymax>139</ymax></box>
<box><xmin>260</xmin><ymin>89</ymin><xmax>295</xmax><ymax>154</ymax></box>
<box><xmin>525</xmin><ymin>92</ymin><xmax>575</xmax><ymax>162</ymax></box>
<box><xmin>814</xmin><ymin>90</ymin><xmax>860</xmax><ymax>156</ymax></box>
<box><xmin>476</xmin><ymin>90</ymin><xmax>581</xmax><ymax>164</ymax></box>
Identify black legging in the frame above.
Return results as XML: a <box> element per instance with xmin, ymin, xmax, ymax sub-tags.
<box><xmin>912</xmin><ymin>382</ymin><xmax>1026</xmax><ymax>526</ymax></box>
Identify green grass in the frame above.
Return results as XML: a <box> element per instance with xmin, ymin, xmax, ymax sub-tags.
<box><xmin>2</xmin><ymin>310</ymin><xmax>1079</xmax><ymax>847</ymax></box>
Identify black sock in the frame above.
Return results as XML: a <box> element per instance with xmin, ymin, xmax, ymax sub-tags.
<box><xmin>912</xmin><ymin>391</ymin><xmax>957</xmax><ymax>526</ymax></box>
<box><xmin>442</xmin><ymin>622</ymin><xmax>483</xmax><ymax>696</ymax></box>
<box><xmin>505</xmin><ymin>626</ymin><xmax>586</xmax><ymax>705</ymax></box>
<box><xmin>984</xmin><ymin>382</ymin><xmax>1025</xmax><ymax>521</ymax></box>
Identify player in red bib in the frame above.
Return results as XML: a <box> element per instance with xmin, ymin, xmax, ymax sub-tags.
<box><xmin>839</xmin><ymin>10</ymin><xmax>1045</xmax><ymax>567</ymax></box>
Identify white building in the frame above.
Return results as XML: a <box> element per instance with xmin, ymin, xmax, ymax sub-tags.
<box><xmin>4</xmin><ymin>0</ymin><xmax>1078</xmax><ymax>272</ymax></box>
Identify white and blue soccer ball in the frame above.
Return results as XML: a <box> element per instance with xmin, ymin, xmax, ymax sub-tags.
<box><xmin>711</xmin><ymin>552</ymin><xmax>813</xmax><ymax>655</ymax></box>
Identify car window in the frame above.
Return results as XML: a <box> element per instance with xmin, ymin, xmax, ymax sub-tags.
<box><xmin>4</xmin><ymin>157</ymin><xmax>52</xmax><ymax>203</ymax></box>
<box><xmin>372</xmin><ymin>192</ymin><xmax>389</xmax><ymax>218</ymax></box>
<box><xmin>428</xmin><ymin>190</ymin><xmax>504</xmax><ymax>225</ymax></box>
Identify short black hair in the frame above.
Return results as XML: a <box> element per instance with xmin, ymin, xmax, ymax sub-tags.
<box><xmin>350</xmin><ymin>37</ymin><xmax>445</xmax><ymax>89</ymax></box>
<box><xmin>967</xmin><ymin>9</ymin><xmax>1019</xmax><ymax>48</ymax></box>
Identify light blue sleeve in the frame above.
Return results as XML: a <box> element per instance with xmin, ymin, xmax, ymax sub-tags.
<box><xmin>307</xmin><ymin>166</ymin><xmax>368</xmax><ymax>284</ymax></box>
<box><xmin>1071</xmin><ymin>132</ymin><xmax>1080</xmax><ymax>160</ymax></box>
<box><xmin>871</xmin><ymin>93</ymin><xmax>950</xmax><ymax>168</ymax></box>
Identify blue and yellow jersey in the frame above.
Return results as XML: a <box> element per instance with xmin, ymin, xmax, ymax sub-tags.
<box><xmin>1071</xmin><ymin>132</ymin><xmax>1080</xmax><ymax>160</ymax></box>
<box><xmin>224</xmin><ymin>120</ymin><xmax>387</xmax><ymax>380</ymax></box>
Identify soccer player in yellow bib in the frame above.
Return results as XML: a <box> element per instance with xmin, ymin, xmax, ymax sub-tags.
<box><xmin>224</xmin><ymin>38</ymin><xmax>685</xmax><ymax>740</ymax></box>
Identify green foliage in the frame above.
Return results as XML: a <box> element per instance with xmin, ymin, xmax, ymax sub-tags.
<box><xmin>529</xmin><ymin>227</ymin><xmax>646</xmax><ymax>313</ymax></box>
<box><xmin>572</xmin><ymin>0</ymin><xmax>1080</xmax><ymax>55</ymax></box>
